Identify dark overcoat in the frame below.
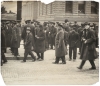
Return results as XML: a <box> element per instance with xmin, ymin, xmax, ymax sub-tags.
<box><xmin>1</xmin><ymin>30</ymin><xmax>6</xmax><ymax>52</ymax></box>
<box><xmin>63</xmin><ymin>23</ymin><xmax>70</xmax><ymax>32</ymax></box>
<box><xmin>34</xmin><ymin>29</ymin><xmax>45</xmax><ymax>53</ymax></box>
<box><xmin>24</xmin><ymin>32</ymin><xmax>33</xmax><ymax>49</ymax></box>
<box><xmin>55</xmin><ymin>29</ymin><xmax>66</xmax><ymax>57</ymax></box>
<box><xmin>11</xmin><ymin>25</ymin><xmax>21</xmax><ymax>48</ymax></box>
<box><xmin>5</xmin><ymin>25</ymin><xmax>12</xmax><ymax>47</ymax></box>
<box><xmin>80</xmin><ymin>29</ymin><xmax>97</xmax><ymax>60</ymax></box>
<box><xmin>49</xmin><ymin>26</ymin><xmax>57</xmax><ymax>44</ymax></box>
<box><xmin>68</xmin><ymin>30</ymin><xmax>79</xmax><ymax>47</ymax></box>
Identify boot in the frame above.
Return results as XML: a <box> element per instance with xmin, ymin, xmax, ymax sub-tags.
<box><xmin>77</xmin><ymin>60</ymin><xmax>86</xmax><ymax>69</ymax></box>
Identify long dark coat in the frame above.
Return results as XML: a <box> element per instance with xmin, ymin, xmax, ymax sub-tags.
<box><xmin>11</xmin><ymin>25</ymin><xmax>21</xmax><ymax>48</ymax></box>
<box><xmin>49</xmin><ymin>26</ymin><xmax>57</xmax><ymax>45</ymax></box>
<box><xmin>34</xmin><ymin>29</ymin><xmax>45</xmax><ymax>53</ymax></box>
<box><xmin>55</xmin><ymin>29</ymin><xmax>66</xmax><ymax>57</ymax></box>
<box><xmin>80</xmin><ymin>29</ymin><xmax>97</xmax><ymax>60</ymax></box>
<box><xmin>5</xmin><ymin>25</ymin><xmax>12</xmax><ymax>47</ymax></box>
<box><xmin>24</xmin><ymin>32</ymin><xmax>33</xmax><ymax>49</ymax></box>
<box><xmin>1</xmin><ymin>29</ymin><xmax>6</xmax><ymax>52</ymax></box>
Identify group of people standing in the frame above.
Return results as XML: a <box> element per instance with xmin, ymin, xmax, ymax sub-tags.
<box><xmin>1</xmin><ymin>19</ymin><xmax>98</xmax><ymax>70</ymax></box>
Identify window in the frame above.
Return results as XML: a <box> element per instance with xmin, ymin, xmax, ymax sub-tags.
<box><xmin>78</xmin><ymin>1</ymin><xmax>85</xmax><ymax>14</ymax></box>
<box><xmin>65</xmin><ymin>1</ymin><xmax>72</xmax><ymax>13</ymax></box>
<box><xmin>91</xmin><ymin>1</ymin><xmax>99</xmax><ymax>14</ymax></box>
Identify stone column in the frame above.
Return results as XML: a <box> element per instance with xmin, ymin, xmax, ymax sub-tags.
<box><xmin>73</xmin><ymin>1</ymin><xmax>78</xmax><ymax>14</ymax></box>
<box><xmin>85</xmin><ymin>1</ymin><xmax>91</xmax><ymax>14</ymax></box>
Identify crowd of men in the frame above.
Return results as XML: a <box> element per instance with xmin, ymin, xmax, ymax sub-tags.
<box><xmin>1</xmin><ymin>19</ymin><xmax>99</xmax><ymax>70</ymax></box>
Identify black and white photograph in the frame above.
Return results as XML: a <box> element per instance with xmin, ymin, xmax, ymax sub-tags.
<box><xmin>0</xmin><ymin>0</ymin><xmax>99</xmax><ymax>85</ymax></box>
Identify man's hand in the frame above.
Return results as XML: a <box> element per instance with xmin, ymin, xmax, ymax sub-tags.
<box><xmin>84</xmin><ymin>40</ymin><xmax>87</xmax><ymax>44</ymax></box>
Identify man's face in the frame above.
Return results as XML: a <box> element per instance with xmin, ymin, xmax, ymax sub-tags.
<box><xmin>85</xmin><ymin>25</ymin><xmax>90</xmax><ymax>29</ymax></box>
<box><xmin>26</xmin><ymin>30</ymin><xmax>30</xmax><ymax>33</ymax></box>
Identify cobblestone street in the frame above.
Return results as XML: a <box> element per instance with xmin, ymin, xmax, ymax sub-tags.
<box><xmin>1</xmin><ymin>43</ymin><xmax>99</xmax><ymax>85</ymax></box>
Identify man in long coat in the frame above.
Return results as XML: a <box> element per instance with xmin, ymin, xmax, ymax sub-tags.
<box><xmin>49</xmin><ymin>22</ymin><xmax>57</xmax><ymax>49</ymax></box>
<box><xmin>77</xmin><ymin>22</ymin><xmax>97</xmax><ymax>70</ymax></box>
<box><xmin>5</xmin><ymin>21</ymin><xmax>12</xmax><ymax>47</ymax></box>
<box><xmin>1</xmin><ymin>26</ymin><xmax>7</xmax><ymax>66</ymax></box>
<box><xmin>11</xmin><ymin>21</ymin><xmax>20</xmax><ymax>60</ymax></box>
<box><xmin>53</xmin><ymin>24</ymin><xmax>66</xmax><ymax>64</ymax></box>
<box><xmin>34</xmin><ymin>25</ymin><xmax>45</xmax><ymax>60</ymax></box>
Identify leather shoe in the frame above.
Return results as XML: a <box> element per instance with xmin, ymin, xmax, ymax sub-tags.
<box><xmin>21</xmin><ymin>61</ymin><xmax>26</xmax><ymax>63</ymax></box>
<box><xmin>89</xmin><ymin>67</ymin><xmax>96</xmax><ymax>70</ymax></box>
<box><xmin>61</xmin><ymin>62</ymin><xmax>66</xmax><ymax>64</ymax></box>
<box><xmin>52</xmin><ymin>62</ymin><xmax>58</xmax><ymax>64</ymax></box>
<box><xmin>77</xmin><ymin>67</ymin><xmax>82</xmax><ymax>69</ymax></box>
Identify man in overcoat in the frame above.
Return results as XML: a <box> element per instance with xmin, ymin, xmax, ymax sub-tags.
<box><xmin>1</xmin><ymin>26</ymin><xmax>7</xmax><ymax>66</ymax></box>
<box><xmin>68</xmin><ymin>26</ymin><xmax>79</xmax><ymax>61</ymax></box>
<box><xmin>77</xmin><ymin>23</ymin><xmax>85</xmax><ymax>54</ymax></box>
<box><xmin>22</xmin><ymin>27</ymin><xmax>36</xmax><ymax>62</ymax></box>
<box><xmin>11</xmin><ymin>21</ymin><xmax>20</xmax><ymax>60</ymax></box>
<box><xmin>77</xmin><ymin>22</ymin><xmax>97</xmax><ymax>70</ymax></box>
<box><xmin>49</xmin><ymin>22</ymin><xmax>57</xmax><ymax>49</ymax></box>
<box><xmin>35</xmin><ymin>25</ymin><xmax>45</xmax><ymax>60</ymax></box>
<box><xmin>5</xmin><ymin>21</ymin><xmax>12</xmax><ymax>47</ymax></box>
<box><xmin>53</xmin><ymin>24</ymin><xmax>66</xmax><ymax>64</ymax></box>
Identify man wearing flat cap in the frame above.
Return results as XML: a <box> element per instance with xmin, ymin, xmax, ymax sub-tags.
<box><xmin>21</xmin><ymin>20</ymin><xmax>35</xmax><ymax>49</ymax></box>
<box><xmin>22</xmin><ymin>27</ymin><xmax>36</xmax><ymax>62</ymax></box>
<box><xmin>77</xmin><ymin>22</ymin><xmax>97</xmax><ymax>70</ymax></box>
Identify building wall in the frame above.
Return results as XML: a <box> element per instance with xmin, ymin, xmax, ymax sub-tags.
<box><xmin>21</xmin><ymin>1</ymin><xmax>99</xmax><ymax>24</ymax></box>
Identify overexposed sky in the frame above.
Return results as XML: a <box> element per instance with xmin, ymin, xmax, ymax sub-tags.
<box><xmin>1</xmin><ymin>1</ymin><xmax>17</xmax><ymax>13</ymax></box>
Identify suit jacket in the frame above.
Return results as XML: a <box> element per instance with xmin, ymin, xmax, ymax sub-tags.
<box><xmin>68</xmin><ymin>30</ymin><xmax>79</xmax><ymax>47</ymax></box>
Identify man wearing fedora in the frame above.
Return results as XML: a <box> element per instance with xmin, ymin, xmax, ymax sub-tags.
<box><xmin>77</xmin><ymin>22</ymin><xmax>97</xmax><ymax>70</ymax></box>
<box><xmin>22</xmin><ymin>27</ymin><xmax>36</xmax><ymax>62</ymax></box>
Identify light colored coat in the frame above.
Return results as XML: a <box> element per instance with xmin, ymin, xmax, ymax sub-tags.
<box><xmin>55</xmin><ymin>29</ymin><xmax>67</xmax><ymax>57</ymax></box>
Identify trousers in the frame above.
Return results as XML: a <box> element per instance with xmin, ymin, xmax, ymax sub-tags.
<box><xmin>23</xmin><ymin>48</ymin><xmax>36</xmax><ymax>61</ymax></box>
<box><xmin>69</xmin><ymin>46</ymin><xmax>77</xmax><ymax>59</ymax></box>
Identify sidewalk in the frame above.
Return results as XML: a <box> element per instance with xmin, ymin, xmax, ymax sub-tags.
<box><xmin>1</xmin><ymin>46</ymin><xmax>99</xmax><ymax>85</ymax></box>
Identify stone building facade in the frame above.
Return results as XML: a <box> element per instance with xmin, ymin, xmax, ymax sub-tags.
<box><xmin>21</xmin><ymin>1</ymin><xmax>99</xmax><ymax>24</ymax></box>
